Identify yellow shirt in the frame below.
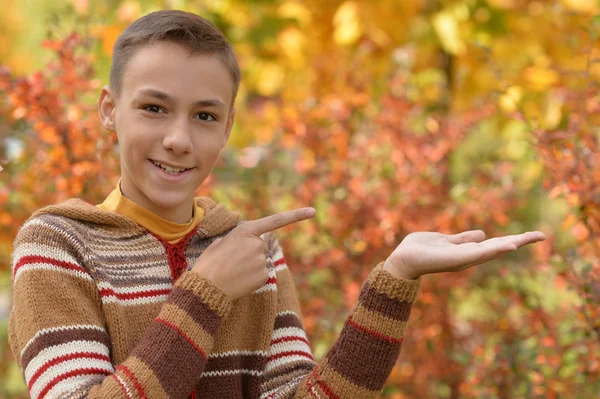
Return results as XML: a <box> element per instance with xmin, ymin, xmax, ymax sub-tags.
<box><xmin>96</xmin><ymin>179</ymin><xmax>205</xmax><ymax>244</ymax></box>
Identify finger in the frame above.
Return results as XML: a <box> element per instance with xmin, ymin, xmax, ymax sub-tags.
<box><xmin>480</xmin><ymin>231</ymin><xmax>545</xmax><ymax>250</ymax></box>
<box><xmin>456</xmin><ymin>231</ymin><xmax>545</xmax><ymax>267</ymax></box>
<box><xmin>447</xmin><ymin>230</ymin><xmax>486</xmax><ymax>245</ymax></box>
<box><xmin>240</xmin><ymin>207</ymin><xmax>316</xmax><ymax>237</ymax></box>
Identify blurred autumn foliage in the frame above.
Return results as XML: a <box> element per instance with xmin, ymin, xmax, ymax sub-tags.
<box><xmin>1</xmin><ymin>0</ymin><xmax>600</xmax><ymax>398</ymax></box>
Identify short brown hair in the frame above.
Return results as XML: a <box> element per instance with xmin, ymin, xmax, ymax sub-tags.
<box><xmin>109</xmin><ymin>10</ymin><xmax>241</xmax><ymax>103</ymax></box>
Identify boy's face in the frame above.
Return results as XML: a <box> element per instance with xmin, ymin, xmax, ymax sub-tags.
<box><xmin>98</xmin><ymin>41</ymin><xmax>235</xmax><ymax>220</ymax></box>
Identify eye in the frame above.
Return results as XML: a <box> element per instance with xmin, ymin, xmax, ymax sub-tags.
<box><xmin>195</xmin><ymin>112</ymin><xmax>216</xmax><ymax>121</ymax></box>
<box><xmin>143</xmin><ymin>105</ymin><xmax>164</xmax><ymax>113</ymax></box>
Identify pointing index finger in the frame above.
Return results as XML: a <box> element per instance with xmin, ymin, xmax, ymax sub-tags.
<box><xmin>242</xmin><ymin>208</ymin><xmax>316</xmax><ymax>237</ymax></box>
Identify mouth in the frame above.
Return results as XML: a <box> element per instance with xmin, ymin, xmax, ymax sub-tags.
<box><xmin>149</xmin><ymin>159</ymin><xmax>194</xmax><ymax>176</ymax></box>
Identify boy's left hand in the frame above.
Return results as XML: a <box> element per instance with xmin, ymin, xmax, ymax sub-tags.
<box><xmin>383</xmin><ymin>230</ymin><xmax>546</xmax><ymax>280</ymax></box>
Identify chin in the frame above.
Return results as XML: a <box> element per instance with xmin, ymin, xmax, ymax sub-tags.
<box><xmin>145</xmin><ymin>187</ymin><xmax>193</xmax><ymax>209</ymax></box>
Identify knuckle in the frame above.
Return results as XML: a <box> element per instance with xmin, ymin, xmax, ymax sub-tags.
<box><xmin>272</xmin><ymin>214</ymin><xmax>284</xmax><ymax>227</ymax></box>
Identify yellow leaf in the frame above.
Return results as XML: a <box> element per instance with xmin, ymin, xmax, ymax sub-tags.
<box><xmin>333</xmin><ymin>1</ymin><xmax>362</xmax><ymax>46</ymax></box>
<box><xmin>256</xmin><ymin>63</ymin><xmax>285</xmax><ymax>96</ymax></box>
<box><xmin>523</xmin><ymin>66</ymin><xmax>559</xmax><ymax>91</ymax></box>
<box><xmin>278</xmin><ymin>2</ymin><xmax>311</xmax><ymax>25</ymax></box>
<box><xmin>498</xmin><ymin>86</ymin><xmax>523</xmax><ymax>113</ymax></box>
<box><xmin>278</xmin><ymin>27</ymin><xmax>306</xmax><ymax>67</ymax></box>
<box><xmin>432</xmin><ymin>11</ymin><xmax>465</xmax><ymax>55</ymax></box>
<box><xmin>562</xmin><ymin>0</ymin><xmax>598</xmax><ymax>13</ymax></box>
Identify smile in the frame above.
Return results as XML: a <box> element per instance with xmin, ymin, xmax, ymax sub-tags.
<box><xmin>149</xmin><ymin>159</ymin><xmax>193</xmax><ymax>175</ymax></box>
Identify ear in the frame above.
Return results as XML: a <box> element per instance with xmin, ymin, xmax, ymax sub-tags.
<box><xmin>222</xmin><ymin>106</ymin><xmax>236</xmax><ymax>149</ymax></box>
<box><xmin>98</xmin><ymin>86</ymin><xmax>117</xmax><ymax>131</ymax></box>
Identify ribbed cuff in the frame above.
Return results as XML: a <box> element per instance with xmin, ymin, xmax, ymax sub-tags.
<box><xmin>367</xmin><ymin>262</ymin><xmax>421</xmax><ymax>302</ymax></box>
<box><xmin>175</xmin><ymin>271</ymin><xmax>233</xmax><ymax>317</ymax></box>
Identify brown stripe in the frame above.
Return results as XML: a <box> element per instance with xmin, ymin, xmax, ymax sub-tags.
<box><xmin>352</xmin><ymin>305</ymin><xmax>409</xmax><ymax>341</ymax></box>
<box><xmin>21</xmin><ymin>326</ymin><xmax>110</xmax><ymax>370</ymax></box>
<box><xmin>359</xmin><ymin>282</ymin><xmax>413</xmax><ymax>321</ymax></box>
<box><xmin>204</xmin><ymin>353</ymin><xmax>267</xmax><ymax>373</ymax></box>
<box><xmin>169</xmin><ymin>286</ymin><xmax>222</xmax><ymax>334</ymax></box>
<box><xmin>131</xmin><ymin>321</ymin><xmax>206</xmax><ymax>398</ymax></box>
<box><xmin>312</xmin><ymin>359</ymin><xmax>379</xmax><ymax>398</ymax></box>
<box><xmin>195</xmin><ymin>374</ymin><xmax>244</xmax><ymax>399</ymax></box>
<box><xmin>325</xmin><ymin>320</ymin><xmax>401</xmax><ymax>391</ymax></box>
<box><xmin>119</xmin><ymin>356</ymin><xmax>169</xmax><ymax>398</ymax></box>
<box><xmin>274</xmin><ymin>313</ymin><xmax>303</xmax><ymax>330</ymax></box>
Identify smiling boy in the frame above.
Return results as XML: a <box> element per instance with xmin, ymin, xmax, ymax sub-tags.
<box><xmin>8</xmin><ymin>10</ymin><xmax>545</xmax><ymax>399</ymax></box>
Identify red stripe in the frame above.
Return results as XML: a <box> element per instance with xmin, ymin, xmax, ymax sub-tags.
<box><xmin>303</xmin><ymin>367</ymin><xmax>339</xmax><ymax>399</ymax></box>
<box><xmin>14</xmin><ymin>255</ymin><xmax>86</xmax><ymax>279</ymax></box>
<box><xmin>118</xmin><ymin>364</ymin><xmax>147</xmax><ymax>399</ymax></box>
<box><xmin>315</xmin><ymin>380</ymin><xmax>339</xmax><ymax>399</ymax></box>
<box><xmin>28</xmin><ymin>352</ymin><xmax>110</xmax><ymax>390</ymax></box>
<box><xmin>155</xmin><ymin>318</ymin><xmax>207</xmax><ymax>361</ymax></box>
<box><xmin>270</xmin><ymin>336</ymin><xmax>311</xmax><ymax>347</ymax></box>
<box><xmin>274</xmin><ymin>257</ymin><xmax>286</xmax><ymax>267</ymax></box>
<box><xmin>265</xmin><ymin>277</ymin><xmax>277</xmax><ymax>285</ymax></box>
<box><xmin>38</xmin><ymin>368</ymin><xmax>111</xmax><ymax>399</ymax></box>
<box><xmin>112</xmin><ymin>374</ymin><xmax>131</xmax><ymax>398</ymax></box>
<box><xmin>268</xmin><ymin>350</ymin><xmax>314</xmax><ymax>362</ymax></box>
<box><xmin>99</xmin><ymin>287</ymin><xmax>171</xmax><ymax>300</ymax></box>
<box><xmin>347</xmin><ymin>317</ymin><xmax>404</xmax><ymax>344</ymax></box>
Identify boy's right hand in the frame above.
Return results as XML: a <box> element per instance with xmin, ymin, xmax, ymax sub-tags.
<box><xmin>191</xmin><ymin>207</ymin><xmax>316</xmax><ymax>299</ymax></box>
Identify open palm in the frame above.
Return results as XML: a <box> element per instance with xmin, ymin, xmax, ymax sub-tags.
<box><xmin>384</xmin><ymin>230</ymin><xmax>547</xmax><ymax>280</ymax></box>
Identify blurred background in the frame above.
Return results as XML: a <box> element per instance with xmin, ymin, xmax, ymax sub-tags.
<box><xmin>1</xmin><ymin>0</ymin><xmax>600</xmax><ymax>397</ymax></box>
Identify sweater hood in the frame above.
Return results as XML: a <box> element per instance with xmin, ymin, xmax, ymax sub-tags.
<box><xmin>29</xmin><ymin>197</ymin><xmax>243</xmax><ymax>238</ymax></box>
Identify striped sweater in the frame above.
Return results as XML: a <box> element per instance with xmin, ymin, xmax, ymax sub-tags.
<box><xmin>8</xmin><ymin>197</ymin><xmax>421</xmax><ymax>398</ymax></box>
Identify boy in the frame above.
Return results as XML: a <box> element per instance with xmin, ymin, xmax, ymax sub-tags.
<box><xmin>8</xmin><ymin>10</ymin><xmax>545</xmax><ymax>399</ymax></box>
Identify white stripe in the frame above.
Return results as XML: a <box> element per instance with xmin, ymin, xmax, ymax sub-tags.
<box><xmin>201</xmin><ymin>369</ymin><xmax>263</xmax><ymax>377</ymax></box>
<box><xmin>14</xmin><ymin>263</ymin><xmax>93</xmax><ymax>286</ymax></box>
<box><xmin>25</xmin><ymin>340</ymin><xmax>111</xmax><ymax>383</ymax></box>
<box><xmin>253</xmin><ymin>283</ymin><xmax>277</xmax><ymax>294</ymax></box>
<box><xmin>269</xmin><ymin>341</ymin><xmax>312</xmax><ymax>357</ymax></box>
<box><xmin>276</xmin><ymin>310</ymin><xmax>298</xmax><ymax>318</ymax></box>
<box><xmin>265</xmin><ymin>355</ymin><xmax>315</xmax><ymax>372</ymax></box>
<box><xmin>115</xmin><ymin>374</ymin><xmax>133</xmax><ymax>399</ymax></box>
<box><xmin>21</xmin><ymin>325</ymin><xmax>106</xmax><ymax>358</ymax></box>
<box><xmin>97</xmin><ymin>281</ymin><xmax>172</xmax><ymax>294</ymax></box>
<box><xmin>274</xmin><ymin>263</ymin><xmax>288</xmax><ymax>273</ymax></box>
<box><xmin>100</xmin><ymin>295</ymin><xmax>170</xmax><ymax>306</ymax></box>
<box><xmin>30</xmin><ymin>358</ymin><xmax>113</xmax><ymax>398</ymax></box>
<box><xmin>41</xmin><ymin>373</ymin><xmax>106</xmax><ymax>399</ymax></box>
<box><xmin>310</xmin><ymin>385</ymin><xmax>324</xmax><ymax>399</ymax></box>
<box><xmin>271</xmin><ymin>327</ymin><xmax>308</xmax><ymax>341</ymax></box>
<box><xmin>92</xmin><ymin>246</ymin><xmax>164</xmax><ymax>257</ymax></box>
<box><xmin>260</xmin><ymin>387</ymin><xmax>278</xmax><ymax>399</ymax></box>
<box><xmin>12</xmin><ymin>243</ymin><xmax>80</xmax><ymax>268</ymax></box>
<box><xmin>209</xmin><ymin>350</ymin><xmax>268</xmax><ymax>358</ymax></box>
<box><xmin>271</xmin><ymin>248</ymin><xmax>284</xmax><ymax>262</ymax></box>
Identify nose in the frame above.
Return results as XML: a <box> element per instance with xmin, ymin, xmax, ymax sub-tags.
<box><xmin>162</xmin><ymin>116</ymin><xmax>193</xmax><ymax>155</ymax></box>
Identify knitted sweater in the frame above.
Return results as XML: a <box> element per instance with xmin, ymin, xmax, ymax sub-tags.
<box><xmin>8</xmin><ymin>197</ymin><xmax>421</xmax><ymax>398</ymax></box>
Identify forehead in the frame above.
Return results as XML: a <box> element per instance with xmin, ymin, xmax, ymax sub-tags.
<box><xmin>121</xmin><ymin>41</ymin><xmax>234</xmax><ymax>106</ymax></box>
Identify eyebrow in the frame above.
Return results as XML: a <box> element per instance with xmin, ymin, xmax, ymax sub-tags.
<box><xmin>134</xmin><ymin>88</ymin><xmax>226</xmax><ymax>108</ymax></box>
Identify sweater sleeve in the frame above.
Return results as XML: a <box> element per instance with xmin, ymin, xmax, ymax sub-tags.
<box><xmin>259</xmin><ymin>234</ymin><xmax>421</xmax><ymax>399</ymax></box>
<box><xmin>8</xmin><ymin>218</ymin><xmax>232</xmax><ymax>399</ymax></box>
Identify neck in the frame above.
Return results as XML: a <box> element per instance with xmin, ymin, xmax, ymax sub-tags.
<box><xmin>119</xmin><ymin>179</ymin><xmax>193</xmax><ymax>224</ymax></box>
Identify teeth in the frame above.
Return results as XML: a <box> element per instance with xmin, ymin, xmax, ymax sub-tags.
<box><xmin>151</xmin><ymin>160</ymin><xmax>187</xmax><ymax>174</ymax></box>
